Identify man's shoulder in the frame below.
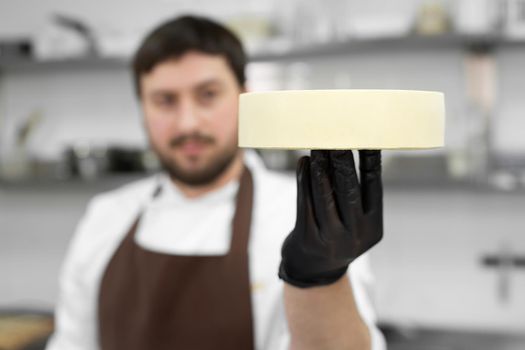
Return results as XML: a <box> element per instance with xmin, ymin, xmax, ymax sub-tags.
<box><xmin>245</xmin><ymin>150</ymin><xmax>295</xmax><ymax>196</ymax></box>
<box><xmin>86</xmin><ymin>175</ymin><xmax>158</xmax><ymax>218</ymax></box>
<box><xmin>254</xmin><ymin>167</ymin><xmax>295</xmax><ymax>197</ymax></box>
<box><xmin>67</xmin><ymin>175</ymin><xmax>158</xmax><ymax>259</ymax></box>
<box><xmin>257</xmin><ymin>168</ymin><xmax>294</xmax><ymax>187</ymax></box>
<box><xmin>252</xmin><ymin>167</ymin><xmax>296</xmax><ymax>217</ymax></box>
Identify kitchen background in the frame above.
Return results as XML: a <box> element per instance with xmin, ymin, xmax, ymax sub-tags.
<box><xmin>1</xmin><ymin>0</ymin><xmax>525</xmax><ymax>349</ymax></box>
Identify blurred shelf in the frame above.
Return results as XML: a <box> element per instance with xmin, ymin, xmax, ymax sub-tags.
<box><xmin>2</xmin><ymin>34</ymin><xmax>525</xmax><ymax>72</ymax></box>
<box><xmin>0</xmin><ymin>56</ymin><xmax>129</xmax><ymax>73</ymax></box>
<box><xmin>250</xmin><ymin>33</ymin><xmax>510</xmax><ymax>62</ymax></box>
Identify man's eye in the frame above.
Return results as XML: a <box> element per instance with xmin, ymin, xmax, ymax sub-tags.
<box><xmin>198</xmin><ymin>89</ymin><xmax>218</xmax><ymax>103</ymax></box>
<box><xmin>154</xmin><ymin>95</ymin><xmax>175</xmax><ymax>107</ymax></box>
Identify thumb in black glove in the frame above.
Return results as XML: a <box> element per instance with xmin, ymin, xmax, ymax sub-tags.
<box><xmin>279</xmin><ymin>150</ymin><xmax>383</xmax><ymax>288</ymax></box>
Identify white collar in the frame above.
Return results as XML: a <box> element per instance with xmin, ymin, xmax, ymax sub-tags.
<box><xmin>151</xmin><ymin>150</ymin><xmax>265</xmax><ymax>206</ymax></box>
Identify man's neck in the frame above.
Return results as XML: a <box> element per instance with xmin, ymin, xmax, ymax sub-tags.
<box><xmin>170</xmin><ymin>150</ymin><xmax>245</xmax><ymax>199</ymax></box>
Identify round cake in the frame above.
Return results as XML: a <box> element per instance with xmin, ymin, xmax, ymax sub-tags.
<box><xmin>238</xmin><ymin>89</ymin><xmax>445</xmax><ymax>150</ymax></box>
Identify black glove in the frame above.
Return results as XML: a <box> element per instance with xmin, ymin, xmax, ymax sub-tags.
<box><xmin>279</xmin><ymin>150</ymin><xmax>383</xmax><ymax>288</ymax></box>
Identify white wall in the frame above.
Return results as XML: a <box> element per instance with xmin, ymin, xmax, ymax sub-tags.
<box><xmin>0</xmin><ymin>66</ymin><xmax>145</xmax><ymax>160</ymax></box>
<box><xmin>0</xmin><ymin>0</ymin><xmax>267</xmax><ymax>39</ymax></box>
<box><xmin>495</xmin><ymin>47</ymin><xmax>525</xmax><ymax>154</ymax></box>
<box><xmin>372</xmin><ymin>188</ymin><xmax>525</xmax><ymax>334</ymax></box>
<box><xmin>0</xmin><ymin>0</ymin><xmax>435</xmax><ymax>39</ymax></box>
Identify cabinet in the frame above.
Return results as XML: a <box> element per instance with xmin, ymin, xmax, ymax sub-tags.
<box><xmin>372</xmin><ymin>187</ymin><xmax>525</xmax><ymax>334</ymax></box>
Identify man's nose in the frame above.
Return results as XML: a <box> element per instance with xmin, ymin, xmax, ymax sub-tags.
<box><xmin>177</xmin><ymin>99</ymin><xmax>200</xmax><ymax>132</ymax></box>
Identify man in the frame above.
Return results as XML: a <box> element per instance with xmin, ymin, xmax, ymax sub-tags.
<box><xmin>47</xmin><ymin>15</ymin><xmax>386</xmax><ymax>350</ymax></box>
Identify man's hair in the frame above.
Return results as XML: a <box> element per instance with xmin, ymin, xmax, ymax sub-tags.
<box><xmin>132</xmin><ymin>15</ymin><xmax>247</xmax><ymax>96</ymax></box>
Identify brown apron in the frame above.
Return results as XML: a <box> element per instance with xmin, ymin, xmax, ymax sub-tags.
<box><xmin>98</xmin><ymin>167</ymin><xmax>255</xmax><ymax>350</ymax></box>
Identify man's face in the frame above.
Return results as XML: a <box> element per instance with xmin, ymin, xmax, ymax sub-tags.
<box><xmin>140</xmin><ymin>51</ymin><xmax>243</xmax><ymax>185</ymax></box>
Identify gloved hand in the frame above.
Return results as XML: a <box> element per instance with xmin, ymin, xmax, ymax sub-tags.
<box><xmin>279</xmin><ymin>150</ymin><xmax>383</xmax><ymax>288</ymax></box>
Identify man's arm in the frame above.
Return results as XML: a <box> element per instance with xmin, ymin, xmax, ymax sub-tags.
<box><xmin>279</xmin><ymin>150</ymin><xmax>383</xmax><ymax>350</ymax></box>
<box><xmin>284</xmin><ymin>275</ymin><xmax>370</xmax><ymax>350</ymax></box>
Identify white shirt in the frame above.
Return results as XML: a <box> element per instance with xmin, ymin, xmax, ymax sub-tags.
<box><xmin>46</xmin><ymin>150</ymin><xmax>386</xmax><ymax>350</ymax></box>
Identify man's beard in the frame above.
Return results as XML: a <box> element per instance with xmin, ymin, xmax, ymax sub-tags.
<box><xmin>154</xmin><ymin>133</ymin><xmax>238</xmax><ymax>186</ymax></box>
